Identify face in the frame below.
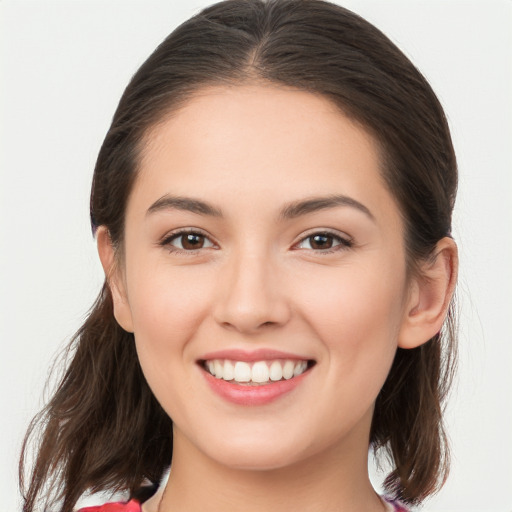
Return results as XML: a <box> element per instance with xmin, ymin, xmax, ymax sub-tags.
<box><xmin>113</xmin><ymin>84</ymin><xmax>413</xmax><ymax>471</ymax></box>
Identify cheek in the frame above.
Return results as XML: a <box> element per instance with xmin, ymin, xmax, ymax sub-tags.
<box><xmin>295</xmin><ymin>260</ymin><xmax>407</xmax><ymax>364</ymax></box>
<box><xmin>295</xmin><ymin>266</ymin><xmax>407</xmax><ymax>433</ymax></box>
<box><xmin>128</xmin><ymin>263</ymin><xmax>212</xmax><ymax>338</ymax></box>
<box><xmin>125</xmin><ymin>264</ymin><xmax>215</xmax><ymax>394</ymax></box>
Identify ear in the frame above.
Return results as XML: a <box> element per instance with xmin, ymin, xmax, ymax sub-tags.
<box><xmin>96</xmin><ymin>226</ymin><xmax>134</xmax><ymax>333</ymax></box>
<box><xmin>398</xmin><ymin>237</ymin><xmax>458</xmax><ymax>349</ymax></box>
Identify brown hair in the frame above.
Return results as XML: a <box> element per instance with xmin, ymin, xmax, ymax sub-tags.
<box><xmin>20</xmin><ymin>1</ymin><xmax>458</xmax><ymax>510</ymax></box>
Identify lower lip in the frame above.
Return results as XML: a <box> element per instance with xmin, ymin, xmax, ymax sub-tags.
<box><xmin>202</xmin><ymin>367</ymin><xmax>310</xmax><ymax>406</ymax></box>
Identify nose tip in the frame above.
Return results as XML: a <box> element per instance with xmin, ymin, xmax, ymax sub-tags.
<box><xmin>213</xmin><ymin>256</ymin><xmax>291</xmax><ymax>334</ymax></box>
<box><xmin>217</xmin><ymin>309</ymin><xmax>284</xmax><ymax>334</ymax></box>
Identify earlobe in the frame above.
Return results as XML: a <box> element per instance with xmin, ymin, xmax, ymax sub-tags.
<box><xmin>398</xmin><ymin>237</ymin><xmax>458</xmax><ymax>349</ymax></box>
<box><xmin>96</xmin><ymin>227</ymin><xmax>134</xmax><ymax>333</ymax></box>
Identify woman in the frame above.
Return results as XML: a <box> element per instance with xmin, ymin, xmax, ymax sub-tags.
<box><xmin>19</xmin><ymin>1</ymin><xmax>458</xmax><ymax>511</ymax></box>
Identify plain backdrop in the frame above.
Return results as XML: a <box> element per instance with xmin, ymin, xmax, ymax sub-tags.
<box><xmin>1</xmin><ymin>1</ymin><xmax>511</xmax><ymax>511</ymax></box>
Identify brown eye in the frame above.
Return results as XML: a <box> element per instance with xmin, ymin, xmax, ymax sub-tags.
<box><xmin>180</xmin><ymin>233</ymin><xmax>206</xmax><ymax>250</ymax></box>
<box><xmin>163</xmin><ymin>231</ymin><xmax>215</xmax><ymax>252</ymax></box>
<box><xmin>309</xmin><ymin>234</ymin><xmax>334</xmax><ymax>250</ymax></box>
<box><xmin>296</xmin><ymin>232</ymin><xmax>353</xmax><ymax>252</ymax></box>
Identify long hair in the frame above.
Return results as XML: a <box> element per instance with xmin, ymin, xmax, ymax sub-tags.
<box><xmin>20</xmin><ymin>1</ymin><xmax>458</xmax><ymax>510</ymax></box>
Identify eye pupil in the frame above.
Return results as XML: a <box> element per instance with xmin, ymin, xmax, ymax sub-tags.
<box><xmin>311</xmin><ymin>234</ymin><xmax>333</xmax><ymax>249</ymax></box>
<box><xmin>182</xmin><ymin>233</ymin><xmax>204</xmax><ymax>250</ymax></box>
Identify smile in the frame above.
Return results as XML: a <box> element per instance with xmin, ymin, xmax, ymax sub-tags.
<box><xmin>198</xmin><ymin>349</ymin><xmax>316</xmax><ymax>405</ymax></box>
<box><xmin>203</xmin><ymin>359</ymin><xmax>311</xmax><ymax>385</ymax></box>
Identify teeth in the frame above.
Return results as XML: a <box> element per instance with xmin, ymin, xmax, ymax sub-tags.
<box><xmin>251</xmin><ymin>361</ymin><xmax>269</xmax><ymax>383</ymax></box>
<box><xmin>234</xmin><ymin>361</ymin><xmax>251</xmax><ymax>382</ymax></box>
<box><xmin>223</xmin><ymin>360</ymin><xmax>235</xmax><ymax>381</ymax></box>
<box><xmin>282</xmin><ymin>360</ymin><xmax>295</xmax><ymax>380</ymax></box>
<box><xmin>214</xmin><ymin>360</ymin><xmax>224</xmax><ymax>379</ymax></box>
<box><xmin>205</xmin><ymin>359</ymin><xmax>310</xmax><ymax>384</ymax></box>
<box><xmin>269</xmin><ymin>361</ymin><xmax>283</xmax><ymax>381</ymax></box>
<box><xmin>293</xmin><ymin>361</ymin><xmax>307</xmax><ymax>377</ymax></box>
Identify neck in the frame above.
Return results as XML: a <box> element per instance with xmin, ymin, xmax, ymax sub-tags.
<box><xmin>148</xmin><ymin>425</ymin><xmax>384</xmax><ymax>512</ymax></box>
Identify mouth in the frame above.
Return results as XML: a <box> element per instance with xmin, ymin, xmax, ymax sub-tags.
<box><xmin>199</xmin><ymin>358</ymin><xmax>316</xmax><ymax>386</ymax></box>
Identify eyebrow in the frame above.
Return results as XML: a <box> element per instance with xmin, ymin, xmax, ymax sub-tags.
<box><xmin>146</xmin><ymin>193</ymin><xmax>374</xmax><ymax>221</ymax></box>
<box><xmin>278</xmin><ymin>194</ymin><xmax>374</xmax><ymax>221</ymax></box>
<box><xmin>147</xmin><ymin>195</ymin><xmax>223</xmax><ymax>217</ymax></box>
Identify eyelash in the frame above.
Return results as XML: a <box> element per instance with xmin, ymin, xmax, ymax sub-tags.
<box><xmin>159</xmin><ymin>228</ymin><xmax>215</xmax><ymax>255</ymax></box>
<box><xmin>159</xmin><ymin>229</ymin><xmax>353</xmax><ymax>256</ymax></box>
<box><xmin>294</xmin><ymin>230</ymin><xmax>354</xmax><ymax>254</ymax></box>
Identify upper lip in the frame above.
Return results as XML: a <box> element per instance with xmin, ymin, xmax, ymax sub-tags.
<box><xmin>199</xmin><ymin>348</ymin><xmax>313</xmax><ymax>363</ymax></box>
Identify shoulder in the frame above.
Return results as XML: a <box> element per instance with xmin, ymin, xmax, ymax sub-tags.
<box><xmin>76</xmin><ymin>499</ymin><xmax>141</xmax><ymax>512</ymax></box>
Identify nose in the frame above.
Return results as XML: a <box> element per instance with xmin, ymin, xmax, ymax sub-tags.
<box><xmin>213</xmin><ymin>249</ymin><xmax>291</xmax><ymax>334</ymax></box>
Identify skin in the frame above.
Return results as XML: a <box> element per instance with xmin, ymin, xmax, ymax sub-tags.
<box><xmin>98</xmin><ymin>84</ymin><xmax>457</xmax><ymax>512</ymax></box>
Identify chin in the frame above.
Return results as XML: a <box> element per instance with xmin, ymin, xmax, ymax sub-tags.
<box><xmin>212</xmin><ymin>447</ymin><xmax>303</xmax><ymax>472</ymax></box>
<box><xmin>197</xmin><ymin>430</ymin><xmax>309</xmax><ymax>471</ymax></box>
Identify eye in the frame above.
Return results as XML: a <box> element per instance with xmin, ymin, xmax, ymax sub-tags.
<box><xmin>161</xmin><ymin>229</ymin><xmax>215</xmax><ymax>253</ymax></box>
<box><xmin>295</xmin><ymin>231</ymin><xmax>353</xmax><ymax>252</ymax></box>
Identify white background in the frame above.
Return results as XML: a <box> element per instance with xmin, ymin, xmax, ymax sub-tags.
<box><xmin>1</xmin><ymin>1</ymin><xmax>511</xmax><ymax>511</ymax></box>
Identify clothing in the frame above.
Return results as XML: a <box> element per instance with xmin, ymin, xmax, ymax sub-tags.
<box><xmin>77</xmin><ymin>496</ymin><xmax>410</xmax><ymax>511</ymax></box>
<box><xmin>382</xmin><ymin>497</ymin><xmax>411</xmax><ymax>512</ymax></box>
<box><xmin>77</xmin><ymin>500</ymin><xmax>141</xmax><ymax>512</ymax></box>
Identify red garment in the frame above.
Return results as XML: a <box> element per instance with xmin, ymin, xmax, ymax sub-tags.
<box><xmin>77</xmin><ymin>499</ymin><xmax>141</xmax><ymax>512</ymax></box>
<box><xmin>77</xmin><ymin>497</ymin><xmax>410</xmax><ymax>511</ymax></box>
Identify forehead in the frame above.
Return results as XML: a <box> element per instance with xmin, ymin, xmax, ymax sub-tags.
<box><xmin>132</xmin><ymin>84</ymin><xmax>400</xmax><ymax>229</ymax></box>
<box><xmin>142</xmin><ymin>83</ymin><xmax>379</xmax><ymax>165</ymax></box>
